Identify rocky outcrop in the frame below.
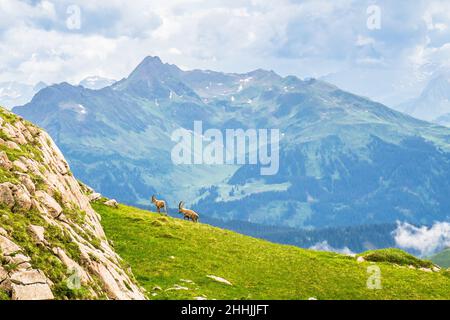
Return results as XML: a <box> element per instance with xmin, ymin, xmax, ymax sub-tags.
<box><xmin>0</xmin><ymin>108</ymin><xmax>145</xmax><ymax>300</ymax></box>
<box><xmin>28</xmin><ymin>225</ymin><xmax>45</xmax><ymax>244</ymax></box>
<box><xmin>0</xmin><ymin>151</ymin><xmax>13</xmax><ymax>170</ymax></box>
<box><xmin>10</xmin><ymin>270</ymin><xmax>54</xmax><ymax>300</ymax></box>
<box><xmin>104</xmin><ymin>199</ymin><xmax>119</xmax><ymax>208</ymax></box>
<box><xmin>88</xmin><ymin>193</ymin><xmax>102</xmax><ymax>202</ymax></box>
<box><xmin>0</xmin><ymin>183</ymin><xmax>15</xmax><ymax>209</ymax></box>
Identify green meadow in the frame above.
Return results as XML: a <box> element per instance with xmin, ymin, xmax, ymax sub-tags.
<box><xmin>94</xmin><ymin>202</ymin><xmax>450</xmax><ymax>300</ymax></box>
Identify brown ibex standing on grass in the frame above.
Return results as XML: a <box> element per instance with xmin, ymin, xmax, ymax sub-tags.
<box><xmin>151</xmin><ymin>195</ymin><xmax>168</xmax><ymax>215</ymax></box>
<box><xmin>178</xmin><ymin>201</ymin><xmax>199</xmax><ymax>223</ymax></box>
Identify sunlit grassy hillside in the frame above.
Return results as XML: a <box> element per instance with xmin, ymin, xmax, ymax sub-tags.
<box><xmin>94</xmin><ymin>202</ymin><xmax>450</xmax><ymax>300</ymax></box>
<box><xmin>430</xmin><ymin>249</ymin><xmax>450</xmax><ymax>269</ymax></box>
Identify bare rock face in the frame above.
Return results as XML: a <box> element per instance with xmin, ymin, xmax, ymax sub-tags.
<box><xmin>0</xmin><ymin>108</ymin><xmax>145</xmax><ymax>300</ymax></box>
<box><xmin>52</xmin><ymin>247</ymin><xmax>91</xmax><ymax>285</ymax></box>
<box><xmin>10</xmin><ymin>270</ymin><xmax>54</xmax><ymax>300</ymax></box>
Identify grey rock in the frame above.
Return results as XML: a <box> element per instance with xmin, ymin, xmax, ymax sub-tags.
<box><xmin>28</xmin><ymin>225</ymin><xmax>45</xmax><ymax>243</ymax></box>
<box><xmin>0</xmin><ymin>226</ymin><xmax>7</xmax><ymax>236</ymax></box>
<box><xmin>88</xmin><ymin>193</ymin><xmax>102</xmax><ymax>202</ymax></box>
<box><xmin>0</xmin><ymin>235</ymin><xmax>21</xmax><ymax>256</ymax></box>
<box><xmin>0</xmin><ymin>151</ymin><xmax>12</xmax><ymax>170</ymax></box>
<box><xmin>206</xmin><ymin>275</ymin><xmax>232</xmax><ymax>286</ymax></box>
<box><xmin>12</xmin><ymin>185</ymin><xmax>32</xmax><ymax>211</ymax></box>
<box><xmin>104</xmin><ymin>199</ymin><xmax>119</xmax><ymax>208</ymax></box>
<box><xmin>11</xmin><ymin>283</ymin><xmax>54</xmax><ymax>300</ymax></box>
<box><xmin>35</xmin><ymin>191</ymin><xmax>63</xmax><ymax>218</ymax></box>
<box><xmin>0</xmin><ymin>182</ymin><xmax>15</xmax><ymax>209</ymax></box>
<box><xmin>16</xmin><ymin>173</ymin><xmax>36</xmax><ymax>195</ymax></box>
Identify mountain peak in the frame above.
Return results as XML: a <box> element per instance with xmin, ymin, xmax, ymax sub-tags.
<box><xmin>131</xmin><ymin>56</ymin><xmax>179</xmax><ymax>77</ymax></box>
<box><xmin>245</xmin><ymin>68</ymin><xmax>281</xmax><ymax>81</ymax></box>
<box><xmin>112</xmin><ymin>56</ymin><xmax>198</xmax><ymax>99</ymax></box>
<box><xmin>33</xmin><ymin>81</ymin><xmax>47</xmax><ymax>91</ymax></box>
<box><xmin>423</xmin><ymin>73</ymin><xmax>450</xmax><ymax>96</ymax></box>
<box><xmin>141</xmin><ymin>55</ymin><xmax>163</xmax><ymax>65</ymax></box>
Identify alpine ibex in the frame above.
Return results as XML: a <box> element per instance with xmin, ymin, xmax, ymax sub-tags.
<box><xmin>151</xmin><ymin>195</ymin><xmax>168</xmax><ymax>214</ymax></box>
<box><xmin>178</xmin><ymin>201</ymin><xmax>199</xmax><ymax>223</ymax></box>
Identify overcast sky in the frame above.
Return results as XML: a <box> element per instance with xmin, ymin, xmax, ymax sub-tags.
<box><xmin>1</xmin><ymin>0</ymin><xmax>450</xmax><ymax>105</ymax></box>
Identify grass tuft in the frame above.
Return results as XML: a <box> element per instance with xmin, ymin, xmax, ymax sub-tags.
<box><xmin>360</xmin><ymin>249</ymin><xmax>434</xmax><ymax>268</ymax></box>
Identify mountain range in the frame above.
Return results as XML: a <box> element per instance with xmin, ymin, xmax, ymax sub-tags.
<box><xmin>0</xmin><ymin>76</ymin><xmax>115</xmax><ymax>112</ymax></box>
<box><xmin>397</xmin><ymin>73</ymin><xmax>450</xmax><ymax>127</ymax></box>
<box><xmin>12</xmin><ymin>56</ymin><xmax>450</xmax><ymax>231</ymax></box>
<box><xmin>1</xmin><ymin>104</ymin><xmax>448</xmax><ymax>301</ymax></box>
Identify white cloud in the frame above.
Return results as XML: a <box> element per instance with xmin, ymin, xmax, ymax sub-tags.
<box><xmin>1</xmin><ymin>0</ymin><xmax>450</xmax><ymax>107</ymax></box>
<box><xmin>0</xmin><ymin>0</ymin><xmax>299</xmax><ymax>84</ymax></box>
<box><xmin>393</xmin><ymin>221</ymin><xmax>450</xmax><ymax>257</ymax></box>
<box><xmin>309</xmin><ymin>241</ymin><xmax>354</xmax><ymax>255</ymax></box>
<box><xmin>423</xmin><ymin>0</ymin><xmax>450</xmax><ymax>31</ymax></box>
<box><xmin>356</xmin><ymin>35</ymin><xmax>375</xmax><ymax>47</ymax></box>
<box><xmin>168</xmin><ymin>47</ymin><xmax>182</xmax><ymax>55</ymax></box>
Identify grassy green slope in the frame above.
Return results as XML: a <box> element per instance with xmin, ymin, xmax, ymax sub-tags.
<box><xmin>429</xmin><ymin>249</ymin><xmax>450</xmax><ymax>268</ymax></box>
<box><xmin>93</xmin><ymin>202</ymin><xmax>450</xmax><ymax>300</ymax></box>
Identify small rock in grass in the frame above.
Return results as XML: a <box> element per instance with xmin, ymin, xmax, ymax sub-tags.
<box><xmin>88</xmin><ymin>193</ymin><xmax>102</xmax><ymax>202</ymax></box>
<box><xmin>195</xmin><ymin>296</ymin><xmax>207</xmax><ymax>300</ymax></box>
<box><xmin>166</xmin><ymin>284</ymin><xmax>189</xmax><ymax>291</ymax></box>
<box><xmin>206</xmin><ymin>275</ymin><xmax>232</xmax><ymax>286</ymax></box>
<box><xmin>180</xmin><ymin>279</ymin><xmax>194</xmax><ymax>284</ymax></box>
